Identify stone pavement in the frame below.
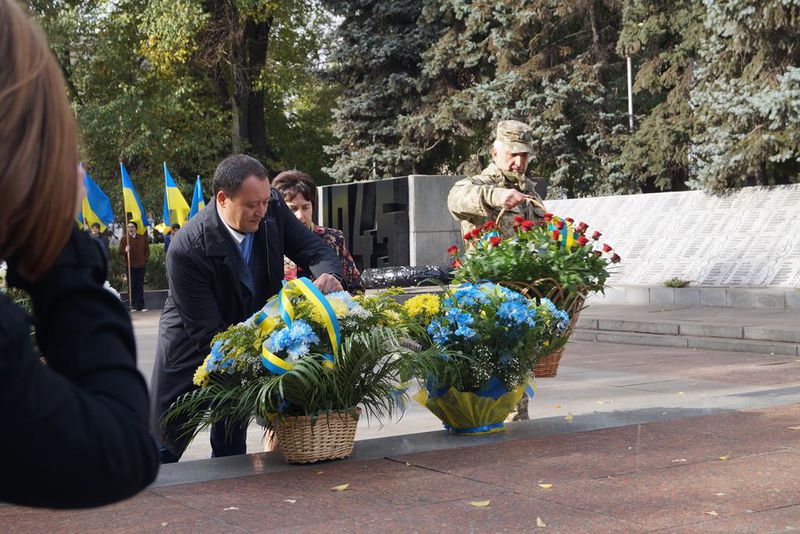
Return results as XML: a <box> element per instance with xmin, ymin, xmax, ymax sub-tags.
<box><xmin>4</xmin><ymin>306</ymin><xmax>800</xmax><ymax>531</ymax></box>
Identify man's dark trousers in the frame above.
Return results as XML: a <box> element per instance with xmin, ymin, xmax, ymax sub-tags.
<box><xmin>129</xmin><ymin>267</ymin><xmax>145</xmax><ymax>310</ymax></box>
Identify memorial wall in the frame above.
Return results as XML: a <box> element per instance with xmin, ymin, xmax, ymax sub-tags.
<box><xmin>320</xmin><ymin>178</ymin><xmax>800</xmax><ymax>288</ymax></box>
<box><xmin>546</xmin><ymin>185</ymin><xmax>800</xmax><ymax>288</ymax></box>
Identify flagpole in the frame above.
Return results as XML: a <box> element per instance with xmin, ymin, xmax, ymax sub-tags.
<box><xmin>122</xmin><ymin>189</ymin><xmax>134</xmax><ymax>313</ymax></box>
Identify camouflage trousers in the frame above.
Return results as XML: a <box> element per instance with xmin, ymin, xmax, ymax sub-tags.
<box><xmin>505</xmin><ymin>392</ymin><xmax>530</xmax><ymax>422</ymax></box>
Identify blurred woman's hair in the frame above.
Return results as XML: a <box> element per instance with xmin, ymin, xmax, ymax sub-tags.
<box><xmin>271</xmin><ymin>170</ymin><xmax>318</xmax><ymax>210</ymax></box>
<box><xmin>0</xmin><ymin>0</ymin><xmax>79</xmax><ymax>280</ymax></box>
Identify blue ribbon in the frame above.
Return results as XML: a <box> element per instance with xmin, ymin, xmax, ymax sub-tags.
<box><xmin>444</xmin><ymin>421</ymin><xmax>505</xmax><ymax>434</ymax></box>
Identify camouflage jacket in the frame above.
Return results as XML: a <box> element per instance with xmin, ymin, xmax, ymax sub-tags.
<box><xmin>447</xmin><ymin>163</ymin><xmax>546</xmax><ymax>238</ymax></box>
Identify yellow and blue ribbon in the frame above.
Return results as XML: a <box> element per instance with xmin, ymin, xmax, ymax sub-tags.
<box><xmin>548</xmin><ymin>216</ymin><xmax>577</xmax><ymax>250</ymax></box>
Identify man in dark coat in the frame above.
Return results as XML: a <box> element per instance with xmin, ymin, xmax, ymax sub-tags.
<box><xmin>150</xmin><ymin>154</ymin><xmax>344</xmax><ymax>463</ymax></box>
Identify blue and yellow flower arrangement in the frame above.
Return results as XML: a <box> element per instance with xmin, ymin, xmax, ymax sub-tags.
<box><xmin>167</xmin><ymin>278</ymin><xmax>426</xmax><ymax>462</ymax></box>
<box><xmin>401</xmin><ymin>282</ymin><xmax>568</xmax><ymax>435</ymax></box>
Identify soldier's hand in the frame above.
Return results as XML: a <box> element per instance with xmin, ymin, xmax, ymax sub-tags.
<box><xmin>500</xmin><ymin>189</ymin><xmax>530</xmax><ymax>209</ymax></box>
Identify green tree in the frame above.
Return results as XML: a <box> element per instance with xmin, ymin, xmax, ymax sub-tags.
<box><xmin>689</xmin><ymin>0</ymin><xmax>800</xmax><ymax>190</ymax></box>
<box><xmin>321</xmin><ymin>0</ymin><xmax>441</xmax><ymax>182</ymax></box>
<box><xmin>616</xmin><ymin>0</ymin><xmax>705</xmax><ymax>192</ymax></box>
<box><xmin>396</xmin><ymin>0</ymin><xmax>633</xmax><ymax>198</ymax></box>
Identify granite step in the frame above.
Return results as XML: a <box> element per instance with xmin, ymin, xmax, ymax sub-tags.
<box><xmin>573</xmin><ymin>304</ymin><xmax>800</xmax><ymax>355</ymax></box>
<box><xmin>572</xmin><ymin>327</ymin><xmax>800</xmax><ymax>356</ymax></box>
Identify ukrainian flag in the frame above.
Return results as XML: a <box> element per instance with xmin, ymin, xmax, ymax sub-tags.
<box><xmin>189</xmin><ymin>175</ymin><xmax>205</xmax><ymax>220</ymax></box>
<box><xmin>163</xmin><ymin>162</ymin><xmax>190</xmax><ymax>227</ymax></box>
<box><xmin>80</xmin><ymin>165</ymin><xmax>114</xmax><ymax>231</ymax></box>
<box><xmin>120</xmin><ymin>162</ymin><xmax>150</xmax><ymax>234</ymax></box>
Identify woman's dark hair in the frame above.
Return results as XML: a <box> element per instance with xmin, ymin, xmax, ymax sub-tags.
<box><xmin>213</xmin><ymin>154</ymin><xmax>269</xmax><ymax>196</ymax></box>
<box><xmin>271</xmin><ymin>170</ymin><xmax>318</xmax><ymax>210</ymax></box>
<box><xmin>0</xmin><ymin>0</ymin><xmax>80</xmax><ymax>280</ymax></box>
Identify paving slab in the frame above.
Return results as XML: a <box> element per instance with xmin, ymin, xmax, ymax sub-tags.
<box><xmin>3</xmin><ymin>405</ymin><xmax>799</xmax><ymax>533</ymax></box>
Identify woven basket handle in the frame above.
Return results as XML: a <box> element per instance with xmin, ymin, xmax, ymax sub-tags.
<box><xmin>495</xmin><ymin>196</ymin><xmax>545</xmax><ymax>226</ymax></box>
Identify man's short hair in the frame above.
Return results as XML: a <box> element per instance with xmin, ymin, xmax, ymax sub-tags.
<box><xmin>91</xmin><ymin>222</ymin><xmax>101</xmax><ymax>230</ymax></box>
<box><xmin>171</xmin><ymin>223</ymin><xmax>181</xmax><ymax>231</ymax></box>
<box><xmin>127</xmin><ymin>221</ymin><xmax>138</xmax><ymax>230</ymax></box>
<box><xmin>213</xmin><ymin>154</ymin><xmax>269</xmax><ymax>196</ymax></box>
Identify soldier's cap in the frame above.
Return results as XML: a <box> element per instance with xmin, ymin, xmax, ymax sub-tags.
<box><xmin>495</xmin><ymin>120</ymin><xmax>533</xmax><ymax>154</ymax></box>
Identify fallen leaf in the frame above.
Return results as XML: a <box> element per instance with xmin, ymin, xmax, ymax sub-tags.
<box><xmin>469</xmin><ymin>500</ymin><xmax>491</xmax><ymax>507</ymax></box>
<box><xmin>331</xmin><ymin>484</ymin><xmax>349</xmax><ymax>491</ymax></box>
<box><xmin>536</xmin><ymin>517</ymin><xmax>547</xmax><ymax>528</ymax></box>
<box><xmin>719</xmin><ymin>456</ymin><xmax>730</xmax><ymax>461</ymax></box>
<box><xmin>671</xmin><ymin>458</ymin><xmax>687</xmax><ymax>463</ymax></box>
<box><xmin>538</xmin><ymin>483</ymin><xmax>553</xmax><ymax>489</ymax></box>
<box><xmin>704</xmin><ymin>510</ymin><xmax>718</xmax><ymax>516</ymax></box>
<box><xmin>597</xmin><ymin>401</ymin><xmax>606</xmax><ymax>404</ymax></box>
<box><xmin>788</xmin><ymin>426</ymin><xmax>800</xmax><ymax>431</ymax></box>
<box><xmin>223</xmin><ymin>507</ymin><xmax>239</xmax><ymax>511</ymax></box>
<box><xmin>284</xmin><ymin>499</ymin><xmax>296</xmax><ymax>504</ymax></box>
<box><xmin>714</xmin><ymin>493</ymin><xmax>726</xmax><ymax>496</ymax></box>
<box><xmin>677</xmin><ymin>392</ymin><xmax>685</xmax><ymax>395</ymax></box>
<box><xmin>316</xmin><ymin>471</ymin><xmax>324</xmax><ymax>475</ymax></box>
<box><xmin>552</xmin><ymin>404</ymin><xmax>561</xmax><ymax>409</ymax></box>
<box><xmin>161</xmin><ymin>523</ymin><xmax>168</xmax><ymax>527</ymax></box>
<box><xmin>564</xmin><ymin>413</ymin><xmax>574</xmax><ymax>422</ymax></box>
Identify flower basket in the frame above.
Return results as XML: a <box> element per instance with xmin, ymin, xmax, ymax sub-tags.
<box><xmin>451</xmin><ymin>211</ymin><xmax>620</xmax><ymax>378</ymax></box>
<box><xmin>414</xmin><ymin>377</ymin><xmax>532</xmax><ymax>435</ymax></box>
<box><xmin>166</xmin><ymin>278</ymin><xmax>421</xmax><ymax>464</ymax></box>
<box><xmin>400</xmin><ymin>283</ymin><xmax>562</xmax><ymax>431</ymax></box>
<box><xmin>272</xmin><ymin>409</ymin><xmax>359</xmax><ymax>464</ymax></box>
<box><xmin>502</xmin><ymin>279</ymin><xmax>586</xmax><ymax>378</ymax></box>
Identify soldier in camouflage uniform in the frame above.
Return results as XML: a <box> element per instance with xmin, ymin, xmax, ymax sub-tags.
<box><xmin>448</xmin><ymin>120</ymin><xmax>546</xmax><ymax>239</ymax></box>
<box><xmin>447</xmin><ymin>120</ymin><xmax>547</xmax><ymax>421</ymax></box>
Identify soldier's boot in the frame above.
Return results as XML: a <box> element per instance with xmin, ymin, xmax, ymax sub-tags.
<box><xmin>505</xmin><ymin>392</ymin><xmax>530</xmax><ymax>422</ymax></box>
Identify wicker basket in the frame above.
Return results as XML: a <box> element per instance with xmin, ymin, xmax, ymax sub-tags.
<box><xmin>500</xmin><ymin>280</ymin><xmax>586</xmax><ymax>379</ymax></box>
<box><xmin>272</xmin><ymin>410</ymin><xmax>359</xmax><ymax>464</ymax></box>
<box><xmin>533</xmin><ymin>347</ymin><xmax>564</xmax><ymax>378</ymax></box>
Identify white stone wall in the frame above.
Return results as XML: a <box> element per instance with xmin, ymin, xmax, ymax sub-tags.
<box><xmin>546</xmin><ymin>185</ymin><xmax>800</xmax><ymax>288</ymax></box>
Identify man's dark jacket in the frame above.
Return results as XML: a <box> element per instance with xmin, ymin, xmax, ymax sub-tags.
<box><xmin>150</xmin><ymin>190</ymin><xmax>343</xmax><ymax>452</ymax></box>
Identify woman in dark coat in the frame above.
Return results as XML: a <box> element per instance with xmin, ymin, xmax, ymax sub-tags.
<box><xmin>0</xmin><ymin>0</ymin><xmax>158</xmax><ymax>508</ymax></box>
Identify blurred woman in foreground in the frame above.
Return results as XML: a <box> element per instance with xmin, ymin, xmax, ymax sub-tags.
<box><xmin>0</xmin><ymin>0</ymin><xmax>158</xmax><ymax>508</ymax></box>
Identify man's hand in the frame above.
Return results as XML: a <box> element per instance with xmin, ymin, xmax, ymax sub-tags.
<box><xmin>500</xmin><ymin>189</ymin><xmax>531</xmax><ymax>209</ymax></box>
<box><xmin>314</xmin><ymin>273</ymin><xmax>343</xmax><ymax>294</ymax></box>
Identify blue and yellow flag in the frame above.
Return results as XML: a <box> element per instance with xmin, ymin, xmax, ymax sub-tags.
<box><xmin>120</xmin><ymin>162</ymin><xmax>149</xmax><ymax>234</ymax></box>
<box><xmin>80</xmin><ymin>165</ymin><xmax>114</xmax><ymax>231</ymax></box>
<box><xmin>189</xmin><ymin>175</ymin><xmax>205</xmax><ymax>220</ymax></box>
<box><xmin>163</xmin><ymin>162</ymin><xmax>191</xmax><ymax>227</ymax></box>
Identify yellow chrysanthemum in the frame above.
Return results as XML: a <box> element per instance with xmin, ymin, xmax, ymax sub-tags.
<box><xmin>383</xmin><ymin>310</ymin><xmax>401</xmax><ymax>323</ymax></box>
<box><xmin>192</xmin><ymin>355</ymin><xmax>212</xmax><ymax>387</ymax></box>
<box><xmin>404</xmin><ymin>294</ymin><xmax>441</xmax><ymax>318</ymax></box>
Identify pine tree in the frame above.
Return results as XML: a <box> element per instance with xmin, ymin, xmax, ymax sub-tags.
<box><xmin>616</xmin><ymin>0</ymin><xmax>705</xmax><ymax>192</ymax></box>
<box><xmin>689</xmin><ymin>0</ymin><xmax>800</xmax><ymax>190</ymax></box>
<box><xmin>398</xmin><ymin>0</ymin><xmax>634</xmax><ymax>198</ymax></box>
<box><xmin>321</xmin><ymin>0</ymin><xmax>439</xmax><ymax>182</ymax></box>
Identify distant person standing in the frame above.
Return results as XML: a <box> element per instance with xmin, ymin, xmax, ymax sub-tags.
<box><xmin>119</xmin><ymin>220</ymin><xmax>149</xmax><ymax>311</ymax></box>
<box><xmin>88</xmin><ymin>222</ymin><xmax>109</xmax><ymax>258</ymax></box>
<box><xmin>447</xmin><ymin>120</ymin><xmax>547</xmax><ymax>422</ymax></box>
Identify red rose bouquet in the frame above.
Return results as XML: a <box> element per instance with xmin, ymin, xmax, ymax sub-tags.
<box><xmin>449</xmin><ymin>214</ymin><xmax>620</xmax><ymax>376</ymax></box>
